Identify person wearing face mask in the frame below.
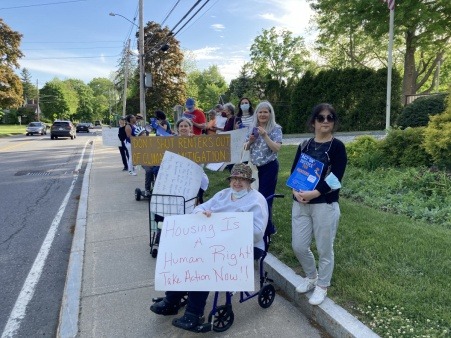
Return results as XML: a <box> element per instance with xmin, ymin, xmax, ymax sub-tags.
<box><xmin>183</xmin><ymin>98</ymin><xmax>206</xmax><ymax>135</ymax></box>
<box><xmin>237</xmin><ymin>97</ymin><xmax>254</xmax><ymax>132</ymax></box>
<box><xmin>150</xmin><ymin>163</ymin><xmax>268</xmax><ymax>332</ymax></box>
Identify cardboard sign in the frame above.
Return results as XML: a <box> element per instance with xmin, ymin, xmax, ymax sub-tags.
<box><xmin>101</xmin><ymin>127</ymin><xmax>121</xmax><ymax>147</ymax></box>
<box><xmin>155</xmin><ymin>212</ymin><xmax>254</xmax><ymax>291</ymax></box>
<box><xmin>206</xmin><ymin>128</ymin><xmax>248</xmax><ymax>171</ymax></box>
<box><xmin>131</xmin><ymin>134</ymin><xmax>231</xmax><ymax>165</ymax></box>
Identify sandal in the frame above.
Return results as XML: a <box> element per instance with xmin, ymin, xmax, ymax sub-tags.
<box><xmin>150</xmin><ymin>299</ymin><xmax>180</xmax><ymax>316</ymax></box>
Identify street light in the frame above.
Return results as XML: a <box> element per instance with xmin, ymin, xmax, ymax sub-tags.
<box><xmin>109</xmin><ymin>12</ymin><xmax>138</xmax><ymax>28</ymax></box>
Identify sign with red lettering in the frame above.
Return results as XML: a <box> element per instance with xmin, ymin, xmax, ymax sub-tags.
<box><xmin>155</xmin><ymin>212</ymin><xmax>254</xmax><ymax>291</ymax></box>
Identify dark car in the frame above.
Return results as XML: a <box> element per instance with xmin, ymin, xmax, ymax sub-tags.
<box><xmin>26</xmin><ymin>122</ymin><xmax>47</xmax><ymax>136</ymax></box>
<box><xmin>50</xmin><ymin>121</ymin><xmax>76</xmax><ymax>140</ymax></box>
<box><xmin>76</xmin><ymin>122</ymin><xmax>91</xmax><ymax>133</ymax></box>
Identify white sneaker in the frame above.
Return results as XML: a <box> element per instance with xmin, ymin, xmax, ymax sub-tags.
<box><xmin>129</xmin><ymin>171</ymin><xmax>137</xmax><ymax>176</ymax></box>
<box><xmin>295</xmin><ymin>277</ymin><xmax>317</xmax><ymax>293</ymax></box>
<box><xmin>309</xmin><ymin>286</ymin><xmax>327</xmax><ymax>305</ymax></box>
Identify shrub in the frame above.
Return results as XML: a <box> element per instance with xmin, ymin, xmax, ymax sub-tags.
<box><xmin>397</xmin><ymin>93</ymin><xmax>447</xmax><ymax>128</ymax></box>
<box><xmin>346</xmin><ymin>136</ymin><xmax>385</xmax><ymax>170</ymax></box>
<box><xmin>423</xmin><ymin>87</ymin><xmax>451</xmax><ymax>170</ymax></box>
<box><xmin>379</xmin><ymin>128</ymin><xmax>432</xmax><ymax>167</ymax></box>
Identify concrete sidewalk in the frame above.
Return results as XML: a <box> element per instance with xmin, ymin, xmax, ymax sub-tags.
<box><xmin>57</xmin><ymin>139</ymin><xmax>379</xmax><ymax>338</ymax></box>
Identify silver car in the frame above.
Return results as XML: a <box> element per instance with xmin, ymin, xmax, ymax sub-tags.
<box><xmin>26</xmin><ymin>122</ymin><xmax>47</xmax><ymax>136</ymax></box>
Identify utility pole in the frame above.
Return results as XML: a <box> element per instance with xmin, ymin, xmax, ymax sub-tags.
<box><xmin>122</xmin><ymin>39</ymin><xmax>130</xmax><ymax>117</ymax></box>
<box><xmin>36</xmin><ymin>79</ymin><xmax>40</xmax><ymax>121</ymax></box>
<box><xmin>139</xmin><ymin>0</ymin><xmax>146</xmax><ymax>125</ymax></box>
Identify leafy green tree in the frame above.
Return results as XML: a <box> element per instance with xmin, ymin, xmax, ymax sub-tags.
<box><xmin>40</xmin><ymin>79</ymin><xmax>78</xmax><ymax>120</ymax></box>
<box><xmin>64</xmin><ymin>79</ymin><xmax>95</xmax><ymax>122</ymax></box>
<box><xmin>188</xmin><ymin>65</ymin><xmax>227</xmax><ymax>111</ymax></box>
<box><xmin>20</xmin><ymin>68</ymin><xmax>38</xmax><ymax>101</ymax></box>
<box><xmin>0</xmin><ymin>18</ymin><xmax>24</xmax><ymax>108</ymax></box>
<box><xmin>309</xmin><ymin>0</ymin><xmax>451</xmax><ymax>102</ymax></box>
<box><xmin>89</xmin><ymin>77</ymin><xmax>115</xmax><ymax>121</ymax></box>
<box><xmin>225</xmin><ymin>65</ymin><xmax>259</xmax><ymax>104</ymax></box>
<box><xmin>249</xmin><ymin>27</ymin><xmax>312</xmax><ymax>85</ymax></box>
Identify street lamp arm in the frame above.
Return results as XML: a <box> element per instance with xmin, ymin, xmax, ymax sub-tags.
<box><xmin>109</xmin><ymin>12</ymin><xmax>138</xmax><ymax>28</ymax></box>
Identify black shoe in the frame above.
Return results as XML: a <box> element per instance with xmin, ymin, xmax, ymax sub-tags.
<box><xmin>122</xmin><ymin>168</ymin><xmax>128</xmax><ymax>171</ymax></box>
<box><xmin>150</xmin><ymin>299</ymin><xmax>180</xmax><ymax>316</ymax></box>
<box><xmin>172</xmin><ymin>312</ymin><xmax>205</xmax><ymax>332</ymax></box>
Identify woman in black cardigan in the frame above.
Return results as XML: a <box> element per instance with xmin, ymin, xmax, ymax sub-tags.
<box><xmin>290</xmin><ymin>103</ymin><xmax>347</xmax><ymax>306</ymax></box>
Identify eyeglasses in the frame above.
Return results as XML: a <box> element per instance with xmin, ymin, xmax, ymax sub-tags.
<box><xmin>315</xmin><ymin>114</ymin><xmax>335</xmax><ymax>123</ymax></box>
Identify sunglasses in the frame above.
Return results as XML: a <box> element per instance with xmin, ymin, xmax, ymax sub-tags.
<box><xmin>315</xmin><ymin>114</ymin><xmax>335</xmax><ymax>123</ymax></box>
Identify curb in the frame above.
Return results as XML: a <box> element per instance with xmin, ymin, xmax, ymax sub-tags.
<box><xmin>57</xmin><ymin>142</ymin><xmax>94</xmax><ymax>338</ymax></box>
<box><xmin>264</xmin><ymin>254</ymin><xmax>380</xmax><ymax>338</ymax></box>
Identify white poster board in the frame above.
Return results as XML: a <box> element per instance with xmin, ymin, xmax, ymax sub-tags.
<box><xmin>155</xmin><ymin>212</ymin><xmax>254</xmax><ymax>291</ymax></box>
<box><xmin>151</xmin><ymin>151</ymin><xmax>203</xmax><ymax>215</ymax></box>
<box><xmin>102</xmin><ymin>127</ymin><xmax>121</xmax><ymax>147</ymax></box>
<box><xmin>206</xmin><ymin>128</ymin><xmax>248</xmax><ymax>171</ymax></box>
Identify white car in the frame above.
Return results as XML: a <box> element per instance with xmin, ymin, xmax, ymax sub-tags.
<box><xmin>26</xmin><ymin>122</ymin><xmax>47</xmax><ymax>136</ymax></box>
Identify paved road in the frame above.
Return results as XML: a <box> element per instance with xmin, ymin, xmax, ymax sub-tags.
<box><xmin>0</xmin><ymin>132</ymin><xmax>96</xmax><ymax>337</ymax></box>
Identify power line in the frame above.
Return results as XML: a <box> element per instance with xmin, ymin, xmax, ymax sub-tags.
<box><xmin>0</xmin><ymin>0</ymin><xmax>86</xmax><ymax>10</ymax></box>
<box><xmin>161</xmin><ymin>0</ymin><xmax>182</xmax><ymax>27</ymax></box>
<box><xmin>23</xmin><ymin>47</ymin><xmax>119</xmax><ymax>51</ymax></box>
<box><xmin>24</xmin><ymin>54</ymin><xmax>121</xmax><ymax>60</ymax></box>
<box><xmin>172</xmin><ymin>0</ymin><xmax>211</xmax><ymax>37</ymax></box>
<box><xmin>22</xmin><ymin>41</ymin><xmax>122</xmax><ymax>44</ymax></box>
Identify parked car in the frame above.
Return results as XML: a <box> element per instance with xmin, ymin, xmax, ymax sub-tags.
<box><xmin>94</xmin><ymin>120</ymin><xmax>101</xmax><ymax>126</ymax></box>
<box><xmin>76</xmin><ymin>122</ymin><xmax>92</xmax><ymax>133</ymax></box>
<box><xmin>26</xmin><ymin>122</ymin><xmax>47</xmax><ymax>136</ymax></box>
<box><xmin>50</xmin><ymin>121</ymin><xmax>76</xmax><ymax>140</ymax></box>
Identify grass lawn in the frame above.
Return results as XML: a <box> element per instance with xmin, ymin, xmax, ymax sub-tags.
<box><xmin>0</xmin><ymin>124</ymin><xmax>26</xmax><ymax>137</ymax></box>
<box><xmin>203</xmin><ymin>145</ymin><xmax>450</xmax><ymax>337</ymax></box>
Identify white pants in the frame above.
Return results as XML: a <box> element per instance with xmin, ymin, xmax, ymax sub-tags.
<box><xmin>291</xmin><ymin>201</ymin><xmax>340</xmax><ymax>287</ymax></box>
<box><xmin>124</xmin><ymin>141</ymin><xmax>133</xmax><ymax>172</ymax></box>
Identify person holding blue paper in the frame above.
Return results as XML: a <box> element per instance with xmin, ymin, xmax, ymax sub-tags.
<box><xmin>289</xmin><ymin>103</ymin><xmax>347</xmax><ymax>306</ymax></box>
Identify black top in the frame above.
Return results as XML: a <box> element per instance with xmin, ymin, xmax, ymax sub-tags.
<box><xmin>290</xmin><ymin>137</ymin><xmax>347</xmax><ymax>204</ymax></box>
<box><xmin>118</xmin><ymin>126</ymin><xmax>127</xmax><ymax>142</ymax></box>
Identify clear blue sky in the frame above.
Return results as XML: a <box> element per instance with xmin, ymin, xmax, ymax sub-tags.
<box><xmin>1</xmin><ymin>0</ymin><xmax>314</xmax><ymax>87</ymax></box>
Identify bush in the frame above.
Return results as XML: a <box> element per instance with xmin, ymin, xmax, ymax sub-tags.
<box><xmin>379</xmin><ymin>128</ymin><xmax>432</xmax><ymax>167</ymax></box>
<box><xmin>423</xmin><ymin>87</ymin><xmax>451</xmax><ymax>170</ymax></box>
<box><xmin>346</xmin><ymin>136</ymin><xmax>385</xmax><ymax>170</ymax></box>
<box><xmin>397</xmin><ymin>93</ymin><xmax>447</xmax><ymax>128</ymax></box>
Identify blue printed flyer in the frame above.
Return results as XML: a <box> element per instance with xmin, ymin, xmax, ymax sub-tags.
<box><xmin>286</xmin><ymin>153</ymin><xmax>324</xmax><ymax>191</ymax></box>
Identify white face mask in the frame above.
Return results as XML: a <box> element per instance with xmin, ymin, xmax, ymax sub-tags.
<box><xmin>240</xmin><ymin>103</ymin><xmax>250</xmax><ymax>111</ymax></box>
<box><xmin>232</xmin><ymin>188</ymin><xmax>249</xmax><ymax>199</ymax></box>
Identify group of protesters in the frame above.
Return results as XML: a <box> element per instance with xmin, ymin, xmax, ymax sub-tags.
<box><xmin>117</xmin><ymin>97</ymin><xmax>347</xmax><ymax>333</ymax></box>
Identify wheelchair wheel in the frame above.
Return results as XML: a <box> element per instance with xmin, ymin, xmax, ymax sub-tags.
<box><xmin>135</xmin><ymin>188</ymin><xmax>142</xmax><ymax>201</ymax></box>
<box><xmin>258</xmin><ymin>284</ymin><xmax>276</xmax><ymax>308</ymax></box>
<box><xmin>208</xmin><ymin>305</ymin><xmax>234</xmax><ymax>332</ymax></box>
<box><xmin>151</xmin><ymin>248</ymin><xmax>158</xmax><ymax>258</ymax></box>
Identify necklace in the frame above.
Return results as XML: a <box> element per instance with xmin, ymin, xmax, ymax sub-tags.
<box><xmin>312</xmin><ymin>137</ymin><xmax>334</xmax><ymax>151</ymax></box>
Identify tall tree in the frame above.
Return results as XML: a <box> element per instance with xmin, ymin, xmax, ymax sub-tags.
<box><xmin>0</xmin><ymin>19</ymin><xmax>24</xmax><ymax>108</ymax></box>
<box><xmin>89</xmin><ymin>77</ymin><xmax>115</xmax><ymax>121</ymax></box>
<box><xmin>64</xmin><ymin>79</ymin><xmax>95</xmax><ymax>122</ymax></box>
<box><xmin>40</xmin><ymin>79</ymin><xmax>78</xmax><ymax>120</ymax></box>
<box><xmin>309</xmin><ymin>0</ymin><xmax>451</xmax><ymax>103</ymax></box>
<box><xmin>188</xmin><ymin>65</ymin><xmax>227</xmax><ymax>111</ymax></box>
<box><xmin>249</xmin><ymin>27</ymin><xmax>312</xmax><ymax>85</ymax></box>
<box><xmin>20</xmin><ymin>68</ymin><xmax>38</xmax><ymax>101</ymax></box>
<box><xmin>142</xmin><ymin>21</ymin><xmax>186</xmax><ymax>115</ymax></box>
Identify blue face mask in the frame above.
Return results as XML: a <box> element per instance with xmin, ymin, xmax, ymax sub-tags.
<box><xmin>240</xmin><ymin>103</ymin><xmax>250</xmax><ymax>111</ymax></box>
<box><xmin>232</xmin><ymin>188</ymin><xmax>249</xmax><ymax>199</ymax></box>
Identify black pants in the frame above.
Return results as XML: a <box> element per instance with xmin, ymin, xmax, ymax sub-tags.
<box><xmin>119</xmin><ymin>141</ymin><xmax>129</xmax><ymax>169</ymax></box>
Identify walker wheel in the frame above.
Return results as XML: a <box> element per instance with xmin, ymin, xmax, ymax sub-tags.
<box><xmin>208</xmin><ymin>305</ymin><xmax>234</xmax><ymax>332</ymax></box>
<box><xmin>135</xmin><ymin>188</ymin><xmax>142</xmax><ymax>201</ymax></box>
<box><xmin>151</xmin><ymin>248</ymin><xmax>158</xmax><ymax>258</ymax></box>
<box><xmin>258</xmin><ymin>284</ymin><xmax>276</xmax><ymax>308</ymax></box>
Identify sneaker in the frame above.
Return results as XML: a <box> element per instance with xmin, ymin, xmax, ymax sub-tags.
<box><xmin>309</xmin><ymin>286</ymin><xmax>327</xmax><ymax>305</ymax></box>
<box><xmin>122</xmin><ymin>168</ymin><xmax>128</xmax><ymax>171</ymax></box>
<box><xmin>129</xmin><ymin>171</ymin><xmax>137</xmax><ymax>176</ymax></box>
<box><xmin>295</xmin><ymin>277</ymin><xmax>317</xmax><ymax>293</ymax></box>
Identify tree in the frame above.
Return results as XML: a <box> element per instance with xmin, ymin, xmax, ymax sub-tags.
<box><xmin>0</xmin><ymin>19</ymin><xmax>24</xmax><ymax>108</ymax></box>
<box><xmin>142</xmin><ymin>21</ymin><xmax>186</xmax><ymax>116</ymax></box>
<box><xmin>20</xmin><ymin>68</ymin><xmax>38</xmax><ymax>101</ymax></box>
<box><xmin>225</xmin><ymin>65</ymin><xmax>259</xmax><ymax>104</ymax></box>
<box><xmin>309</xmin><ymin>0</ymin><xmax>451</xmax><ymax>103</ymax></box>
<box><xmin>64</xmin><ymin>79</ymin><xmax>95</xmax><ymax>122</ymax></box>
<box><xmin>40</xmin><ymin>79</ymin><xmax>78</xmax><ymax>120</ymax></box>
<box><xmin>249</xmin><ymin>27</ymin><xmax>312</xmax><ymax>85</ymax></box>
<box><xmin>89</xmin><ymin>77</ymin><xmax>115</xmax><ymax>121</ymax></box>
<box><xmin>187</xmin><ymin>65</ymin><xmax>227</xmax><ymax>111</ymax></box>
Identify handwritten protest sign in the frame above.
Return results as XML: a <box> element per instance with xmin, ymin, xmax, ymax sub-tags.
<box><xmin>151</xmin><ymin>151</ymin><xmax>203</xmax><ymax>215</ymax></box>
<box><xmin>131</xmin><ymin>134</ymin><xmax>230</xmax><ymax>166</ymax></box>
<box><xmin>155</xmin><ymin>212</ymin><xmax>254</xmax><ymax>291</ymax></box>
<box><xmin>206</xmin><ymin>128</ymin><xmax>248</xmax><ymax>171</ymax></box>
<box><xmin>101</xmin><ymin>127</ymin><xmax>121</xmax><ymax>147</ymax></box>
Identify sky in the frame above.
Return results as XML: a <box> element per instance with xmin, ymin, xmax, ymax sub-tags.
<box><xmin>1</xmin><ymin>0</ymin><xmax>315</xmax><ymax>88</ymax></box>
